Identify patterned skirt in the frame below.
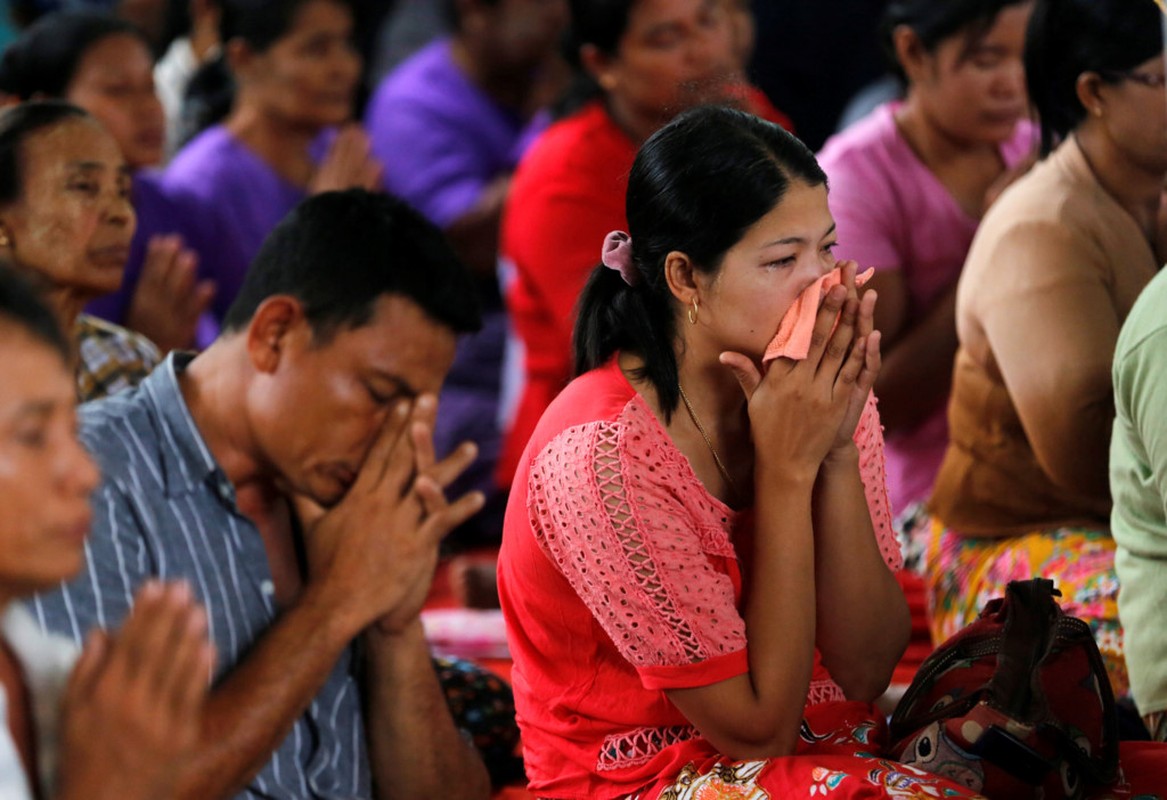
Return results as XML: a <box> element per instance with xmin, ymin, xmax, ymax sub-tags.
<box><xmin>628</xmin><ymin>702</ymin><xmax>988</xmax><ymax>799</ymax></box>
<box><xmin>923</xmin><ymin>519</ymin><xmax>1128</xmax><ymax>702</ymax></box>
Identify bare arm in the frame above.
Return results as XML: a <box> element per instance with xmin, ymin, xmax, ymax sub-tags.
<box><xmin>444</xmin><ymin>175</ymin><xmax>511</xmax><ymax>278</ymax></box>
<box><xmin>867</xmin><ymin>269</ymin><xmax>959</xmax><ymax>434</ymax></box>
<box><xmin>56</xmin><ymin>582</ymin><xmax>213</xmax><ymax>800</ymax></box>
<box><xmin>167</xmin><ymin>398</ymin><xmax>484</xmax><ymax>799</ymax></box>
<box><xmin>811</xmin><ymin>445</ymin><xmax>910</xmax><ymax>702</ymax></box>
<box><xmin>813</xmin><ymin>281</ymin><xmax>909</xmax><ymax>699</ymax></box>
<box><xmin>666</xmin><ymin>282</ymin><xmax>869</xmax><ymax>758</ymax></box>
<box><xmin>363</xmin><ymin>622</ymin><xmax>490</xmax><ymax>800</ymax></box>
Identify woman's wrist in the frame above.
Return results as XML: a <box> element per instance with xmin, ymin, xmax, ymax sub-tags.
<box><xmin>822</xmin><ymin>441</ymin><xmax>859</xmax><ymax>469</ymax></box>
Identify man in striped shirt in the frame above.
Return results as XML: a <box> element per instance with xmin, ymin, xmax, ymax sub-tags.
<box><xmin>29</xmin><ymin>190</ymin><xmax>492</xmax><ymax>799</ymax></box>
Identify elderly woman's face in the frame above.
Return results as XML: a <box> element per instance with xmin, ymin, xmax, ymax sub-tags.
<box><xmin>0</xmin><ymin>324</ymin><xmax>98</xmax><ymax>602</ymax></box>
<box><xmin>0</xmin><ymin>117</ymin><xmax>135</xmax><ymax>301</ymax></box>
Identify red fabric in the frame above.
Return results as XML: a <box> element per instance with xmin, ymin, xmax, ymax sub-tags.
<box><xmin>1111</xmin><ymin>741</ymin><xmax>1167</xmax><ymax>796</ymax></box>
<box><xmin>498</xmin><ymin>360</ymin><xmax>915</xmax><ymax>799</ymax></box>
<box><xmin>634</xmin><ymin>702</ymin><xmax>985</xmax><ymax>799</ymax></box>
<box><xmin>498</xmin><ymin>102</ymin><xmax>637</xmax><ymax>487</ymax></box>
<box><xmin>893</xmin><ymin>570</ymin><xmax>933</xmax><ymax>687</ymax></box>
<box><xmin>498</xmin><ymin>95</ymin><xmax>794</xmax><ymax>488</ymax></box>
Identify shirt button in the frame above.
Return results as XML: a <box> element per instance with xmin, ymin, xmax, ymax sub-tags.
<box><xmin>260</xmin><ymin>580</ymin><xmax>275</xmax><ymax>596</ymax></box>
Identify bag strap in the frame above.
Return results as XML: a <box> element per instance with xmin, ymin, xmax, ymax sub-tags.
<box><xmin>987</xmin><ymin>578</ymin><xmax>1059</xmax><ymax>716</ymax></box>
<box><xmin>986</xmin><ymin>579</ymin><xmax>1119</xmax><ymax>788</ymax></box>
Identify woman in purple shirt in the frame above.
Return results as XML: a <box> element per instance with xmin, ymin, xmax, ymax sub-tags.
<box><xmin>165</xmin><ymin>0</ymin><xmax>380</xmax><ymax>330</ymax></box>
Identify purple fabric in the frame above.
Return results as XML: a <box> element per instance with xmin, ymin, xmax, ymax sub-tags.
<box><xmin>85</xmin><ymin>170</ymin><xmax>214</xmax><ymax>325</ymax></box>
<box><xmin>162</xmin><ymin>126</ymin><xmax>325</xmax><ymax>323</ymax></box>
<box><xmin>365</xmin><ymin>38</ymin><xmax>545</xmax><ymax>227</ymax></box>
<box><xmin>367</xmin><ymin>39</ymin><xmax>550</xmax><ymax>539</ymax></box>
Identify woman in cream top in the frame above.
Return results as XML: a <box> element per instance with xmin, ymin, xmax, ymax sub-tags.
<box><xmin>925</xmin><ymin>0</ymin><xmax>1165</xmax><ymax>708</ymax></box>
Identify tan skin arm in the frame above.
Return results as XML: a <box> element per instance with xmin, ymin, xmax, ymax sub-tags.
<box><xmin>665</xmin><ymin>273</ymin><xmax>880</xmax><ymax>759</ymax></box>
<box><xmin>362</xmin><ymin>401</ymin><xmax>491</xmax><ymax>800</ymax></box>
<box><xmin>56</xmin><ymin>582</ymin><xmax>214</xmax><ymax>800</ymax></box>
<box><xmin>444</xmin><ymin>175</ymin><xmax>512</xmax><ymax>279</ymax></box>
<box><xmin>165</xmin><ymin>400</ymin><xmax>486</xmax><ymax>800</ymax></box>
<box><xmin>866</xmin><ymin>268</ymin><xmax>959</xmax><ymax>434</ymax></box>
<box><xmin>364</xmin><ymin>622</ymin><xmax>490</xmax><ymax>800</ymax></box>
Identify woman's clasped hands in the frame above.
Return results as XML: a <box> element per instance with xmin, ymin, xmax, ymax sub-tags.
<box><xmin>720</xmin><ymin>259</ymin><xmax>881</xmax><ymax>480</ymax></box>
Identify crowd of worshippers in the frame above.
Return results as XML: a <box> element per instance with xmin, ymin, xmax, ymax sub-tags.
<box><xmin>2</xmin><ymin>0</ymin><xmax>1167</xmax><ymax>797</ymax></box>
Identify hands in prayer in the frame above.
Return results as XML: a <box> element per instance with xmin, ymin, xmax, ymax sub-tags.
<box><xmin>57</xmin><ymin>580</ymin><xmax>214</xmax><ymax>800</ymax></box>
<box><xmin>302</xmin><ymin>394</ymin><xmax>483</xmax><ymax>638</ymax></box>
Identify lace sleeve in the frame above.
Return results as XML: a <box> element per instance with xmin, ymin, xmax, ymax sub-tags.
<box><xmin>855</xmin><ymin>392</ymin><xmax>903</xmax><ymax>571</ymax></box>
<box><xmin>527</xmin><ymin>417</ymin><xmax>747</xmax><ymax>675</ymax></box>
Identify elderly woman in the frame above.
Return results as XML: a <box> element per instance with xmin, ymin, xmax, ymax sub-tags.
<box><xmin>0</xmin><ymin>263</ymin><xmax>212</xmax><ymax>799</ymax></box>
<box><xmin>0</xmin><ymin>100</ymin><xmax>159</xmax><ymax>401</ymax></box>
<box><xmin>0</xmin><ymin>11</ymin><xmax>215</xmax><ymax>352</ymax></box>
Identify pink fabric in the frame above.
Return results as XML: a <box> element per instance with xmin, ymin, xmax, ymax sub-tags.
<box><xmin>817</xmin><ymin>102</ymin><xmax>1036</xmax><ymax>515</ymax></box>
<box><xmin>762</xmin><ymin>266</ymin><xmax>874</xmax><ymax>362</ymax></box>
<box><xmin>498</xmin><ymin>359</ymin><xmax>901</xmax><ymax>798</ymax></box>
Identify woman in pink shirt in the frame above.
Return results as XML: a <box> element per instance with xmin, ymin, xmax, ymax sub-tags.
<box><xmin>818</xmin><ymin>0</ymin><xmax>1035</xmax><ymax>523</ymax></box>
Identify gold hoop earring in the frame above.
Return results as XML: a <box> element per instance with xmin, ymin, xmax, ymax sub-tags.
<box><xmin>687</xmin><ymin>296</ymin><xmax>699</xmax><ymax>325</ymax></box>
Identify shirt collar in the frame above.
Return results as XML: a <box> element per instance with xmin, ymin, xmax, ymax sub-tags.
<box><xmin>142</xmin><ymin>352</ymin><xmax>237</xmax><ymax>504</ymax></box>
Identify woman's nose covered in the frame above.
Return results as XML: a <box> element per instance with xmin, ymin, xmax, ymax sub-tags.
<box><xmin>763</xmin><ymin>266</ymin><xmax>874</xmax><ymax>364</ymax></box>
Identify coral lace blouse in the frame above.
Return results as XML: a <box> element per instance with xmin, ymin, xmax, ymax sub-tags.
<box><xmin>498</xmin><ymin>359</ymin><xmax>899</xmax><ymax>799</ymax></box>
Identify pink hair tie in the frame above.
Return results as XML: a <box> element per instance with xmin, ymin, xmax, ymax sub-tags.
<box><xmin>601</xmin><ymin>230</ymin><xmax>638</xmax><ymax>286</ymax></box>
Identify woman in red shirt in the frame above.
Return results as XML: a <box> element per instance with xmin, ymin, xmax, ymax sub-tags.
<box><xmin>497</xmin><ymin>0</ymin><xmax>789</xmax><ymax>486</ymax></box>
<box><xmin>498</xmin><ymin>104</ymin><xmax>985</xmax><ymax>799</ymax></box>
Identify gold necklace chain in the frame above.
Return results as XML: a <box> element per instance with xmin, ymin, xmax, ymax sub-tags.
<box><xmin>677</xmin><ymin>382</ymin><xmax>736</xmax><ymax>495</ymax></box>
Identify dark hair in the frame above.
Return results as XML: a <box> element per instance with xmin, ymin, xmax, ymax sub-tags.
<box><xmin>0</xmin><ymin>261</ymin><xmax>70</xmax><ymax>361</ymax></box>
<box><xmin>219</xmin><ymin>0</ymin><xmax>342</xmax><ymax>52</ymax></box>
<box><xmin>442</xmin><ymin>0</ymin><xmax>503</xmax><ymax>32</ymax></box>
<box><xmin>1025</xmin><ymin>0</ymin><xmax>1164</xmax><ymax>154</ymax></box>
<box><xmin>182</xmin><ymin>0</ymin><xmax>353</xmax><ymax>139</ymax></box>
<box><xmin>0</xmin><ymin>101</ymin><xmax>91</xmax><ymax>205</ymax></box>
<box><xmin>880</xmin><ymin>0</ymin><xmax>1031</xmax><ymax>83</ymax></box>
<box><xmin>0</xmin><ymin>10</ymin><xmax>149</xmax><ymax>100</ymax></box>
<box><xmin>573</xmin><ymin>105</ymin><xmax>826</xmax><ymax>420</ymax></box>
<box><xmin>554</xmin><ymin>0</ymin><xmax>633</xmax><ymax>117</ymax></box>
<box><xmin>224</xmin><ymin>189</ymin><xmax>481</xmax><ymax>339</ymax></box>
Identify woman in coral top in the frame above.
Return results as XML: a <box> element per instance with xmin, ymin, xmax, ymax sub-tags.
<box><xmin>498</xmin><ymin>105</ymin><xmax>980</xmax><ymax>799</ymax></box>
<box><xmin>496</xmin><ymin>0</ymin><xmax>791</xmax><ymax>487</ymax></box>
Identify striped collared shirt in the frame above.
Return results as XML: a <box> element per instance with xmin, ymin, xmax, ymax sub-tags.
<box><xmin>29</xmin><ymin>353</ymin><xmax>371</xmax><ymax>799</ymax></box>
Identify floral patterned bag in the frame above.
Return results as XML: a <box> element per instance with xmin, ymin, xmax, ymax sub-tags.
<box><xmin>889</xmin><ymin>578</ymin><xmax>1119</xmax><ymax>798</ymax></box>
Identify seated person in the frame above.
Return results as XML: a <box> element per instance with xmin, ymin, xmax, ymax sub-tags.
<box><xmin>818</xmin><ymin>0</ymin><xmax>1035</xmax><ymax>521</ymax></box>
<box><xmin>165</xmin><ymin>0</ymin><xmax>381</xmax><ymax>332</ymax></box>
<box><xmin>365</xmin><ymin>0</ymin><xmax>568</xmax><ymax>542</ymax></box>
<box><xmin>498</xmin><ymin>104</ymin><xmax>972</xmax><ymax>798</ymax></box>
<box><xmin>0</xmin><ymin>100</ymin><xmax>160</xmax><ymax>401</ymax></box>
<box><xmin>29</xmin><ymin>189</ymin><xmax>493</xmax><ymax>799</ymax></box>
<box><xmin>0</xmin><ymin>263</ymin><xmax>212</xmax><ymax>800</ymax></box>
<box><xmin>925</xmin><ymin>0</ymin><xmax>1165</xmax><ymax>707</ymax></box>
<box><xmin>497</xmin><ymin>0</ymin><xmax>791</xmax><ymax>488</ymax></box>
<box><xmin>0</xmin><ymin>10</ymin><xmax>215</xmax><ymax>352</ymax></box>
<box><xmin>1112</xmin><ymin>266</ymin><xmax>1167</xmax><ymax>743</ymax></box>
